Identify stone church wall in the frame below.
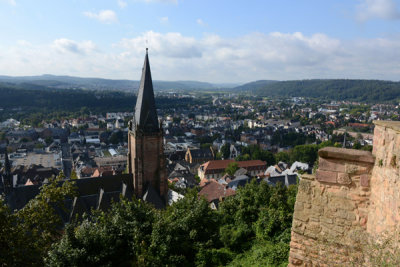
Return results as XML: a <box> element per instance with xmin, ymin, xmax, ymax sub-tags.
<box><xmin>288</xmin><ymin>121</ymin><xmax>400</xmax><ymax>266</ymax></box>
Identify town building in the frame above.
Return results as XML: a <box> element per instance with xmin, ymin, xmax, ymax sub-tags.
<box><xmin>198</xmin><ymin>159</ymin><xmax>267</xmax><ymax>180</ymax></box>
<box><xmin>185</xmin><ymin>147</ymin><xmax>214</xmax><ymax>164</ymax></box>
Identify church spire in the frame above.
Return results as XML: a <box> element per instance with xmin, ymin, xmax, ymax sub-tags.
<box><xmin>134</xmin><ymin>48</ymin><xmax>159</xmax><ymax>133</ymax></box>
<box><xmin>2</xmin><ymin>147</ymin><xmax>12</xmax><ymax>191</ymax></box>
<box><xmin>4</xmin><ymin>148</ymin><xmax>11</xmax><ymax>177</ymax></box>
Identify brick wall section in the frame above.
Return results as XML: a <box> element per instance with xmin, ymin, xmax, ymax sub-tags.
<box><xmin>367</xmin><ymin>121</ymin><xmax>400</xmax><ymax>235</ymax></box>
<box><xmin>129</xmin><ymin>130</ymin><xmax>168</xmax><ymax>202</ymax></box>
<box><xmin>288</xmin><ymin>147</ymin><xmax>374</xmax><ymax>266</ymax></box>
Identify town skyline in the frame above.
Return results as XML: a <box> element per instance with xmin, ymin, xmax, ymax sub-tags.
<box><xmin>1</xmin><ymin>0</ymin><xmax>400</xmax><ymax>83</ymax></box>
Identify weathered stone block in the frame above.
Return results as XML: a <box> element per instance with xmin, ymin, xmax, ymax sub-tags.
<box><xmin>290</xmin><ymin>257</ymin><xmax>303</xmax><ymax>266</ymax></box>
<box><xmin>345</xmin><ymin>163</ymin><xmax>370</xmax><ymax>175</ymax></box>
<box><xmin>337</xmin><ymin>173</ymin><xmax>352</xmax><ymax>185</ymax></box>
<box><xmin>316</xmin><ymin>170</ymin><xmax>337</xmax><ymax>183</ymax></box>
<box><xmin>294</xmin><ymin>211</ymin><xmax>310</xmax><ymax>222</ymax></box>
<box><xmin>319</xmin><ymin>147</ymin><xmax>375</xmax><ymax>164</ymax></box>
<box><xmin>360</xmin><ymin>174</ymin><xmax>369</xmax><ymax>187</ymax></box>
<box><xmin>319</xmin><ymin>158</ymin><xmax>345</xmax><ymax>172</ymax></box>
<box><xmin>321</xmin><ymin>217</ymin><xmax>333</xmax><ymax>224</ymax></box>
<box><xmin>335</xmin><ymin>209</ymin><xmax>349</xmax><ymax>219</ymax></box>
<box><xmin>332</xmin><ymin>225</ymin><xmax>345</xmax><ymax>234</ymax></box>
<box><xmin>294</xmin><ymin>201</ymin><xmax>304</xmax><ymax>212</ymax></box>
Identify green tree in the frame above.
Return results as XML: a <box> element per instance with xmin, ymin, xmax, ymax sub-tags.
<box><xmin>46</xmin><ymin>197</ymin><xmax>155</xmax><ymax>266</ymax></box>
<box><xmin>225</xmin><ymin>162</ymin><xmax>239</xmax><ymax>176</ymax></box>
<box><xmin>45</xmin><ymin>136</ymin><xmax>53</xmax><ymax>145</ymax></box>
<box><xmin>0</xmin><ymin>174</ymin><xmax>76</xmax><ymax>266</ymax></box>
<box><xmin>109</xmin><ymin>130</ymin><xmax>123</xmax><ymax>145</ymax></box>
<box><xmin>70</xmin><ymin>169</ymin><xmax>78</xmax><ymax>179</ymax></box>
<box><xmin>290</xmin><ymin>144</ymin><xmax>319</xmax><ymax>166</ymax></box>
<box><xmin>149</xmin><ymin>190</ymin><xmax>221</xmax><ymax>266</ymax></box>
<box><xmin>220</xmin><ymin>143</ymin><xmax>231</xmax><ymax>159</ymax></box>
<box><xmin>275</xmin><ymin>151</ymin><xmax>290</xmax><ymax>164</ymax></box>
<box><xmin>200</xmin><ymin>143</ymin><xmax>212</xmax><ymax>149</ymax></box>
<box><xmin>219</xmin><ymin>180</ymin><xmax>297</xmax><ymax>266</ymax></box>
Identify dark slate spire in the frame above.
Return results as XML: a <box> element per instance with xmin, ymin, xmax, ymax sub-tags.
<box><xmin>4</xmin><ymin>149</ymin><xmax>11</xmax><ymax>178</ymax></box>
<box><xmin>134</xmin><ymin>48</ymin><xmax>159</xmax><ymax>133</ymax></box>
<box><xmin>2</xmin><ymin>148</ymin><xmax>12</xmax><ymax>190</ymax></box>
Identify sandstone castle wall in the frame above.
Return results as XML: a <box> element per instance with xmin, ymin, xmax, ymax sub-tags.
<box><xmin>288</xmin><ymin>121</ymin><xmax>400</xmax><ymax>266</ymax></box>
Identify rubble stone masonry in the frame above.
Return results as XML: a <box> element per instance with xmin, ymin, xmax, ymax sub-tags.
<box><xmin>288</xmin><ymin>121</ymin><xmax>400</xmax><ymax>266</ymax></box>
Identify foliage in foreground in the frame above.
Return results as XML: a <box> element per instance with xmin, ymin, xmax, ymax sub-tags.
<box><xmin>1</xmin><ymin>180</ymin><xmax>298</xmax><ymax>266</ymax></box>
<box><xmin>0</xmin><ymin>175</ymin><xmax>76</xmax><ymax>266</ymax></box>
<box><xmin>45</xmin><ymin>182</ymin><xmax>297</xmax><ymax>266</ymax></box>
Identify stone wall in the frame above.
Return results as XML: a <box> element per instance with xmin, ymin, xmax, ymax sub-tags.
<box><xmin>367</xmin><ymin>121</ymin><xmax>400</xmax><ymax>235</ymax></box>
<box><xmin>289</xmin><ymin>147</ymin><xmax>374</xmax><ymax>266</ymax></box>
<box><xmin>288</xmin><ymin>121</ymin><xmax>400</xmax><ymax>266</ymax></box>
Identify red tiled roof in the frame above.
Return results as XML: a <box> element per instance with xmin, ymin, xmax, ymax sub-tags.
<box><xmin>199</xmin><ymin>178</ymin><xmax>216</xmax><ymax>187</ymax></box>
<box><xmin>348</xmin><ymin>123</ymin><xmax>369</xmax><ymax>128</ymax></box>
<box><xmin>199</xmin><ymin>180</ymin><xmax>236</xmax><ymax>202</ymax></box>
<box><xmin>81</xmin><ymin>167</ymin><xmax>96</xmax><ymax>176</ymax></box>
<box><xmin>200</xmin><ymin>159</ymin><xmax>267</xmax><ymax>174</ymax></box>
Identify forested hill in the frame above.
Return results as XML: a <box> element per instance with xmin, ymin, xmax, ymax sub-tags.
<box><xmin>0</xmin><ymin>84</ymin><xmax>199</xmax><ymax>124</ymax></box>
<box><xmin>0</xmin><ymin>74</ymin><xmax>236</xmax><ymax>91</ymax></box>
<box><xmin>234</xmin><ymin>79</ymin><xmax>400</xmax><ymax>103</ymax></box>
<box><xmin>230</xmin><ymin>80</ymin><xmax>278</xmax><ymax>91</ymax></box>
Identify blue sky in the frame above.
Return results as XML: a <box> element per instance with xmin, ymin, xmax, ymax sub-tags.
<box><xmin>0</xmin><ymin>0</ymin><xmax>400</xmax><ymax>83</ymax></box>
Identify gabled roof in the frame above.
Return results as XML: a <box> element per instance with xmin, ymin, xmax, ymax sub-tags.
<box><xmin>200</xmin><ymin>159</ymin><xmax>267</xmax><ymax>173</ymax></box>
<box><xmin>4</xmin><ymin>174</ymin><xmax>134</xmax><ymax>222</ymax></box>
<box><xmin>134</xmin><ymin>49</ymin><xmax>159</xmax><ymax>133</ymax></box>
<box><xmin>143</xmin><ymin>185</ymin><xmax>165</xmax><ymax>209</ymax></box>
<box><xmin>265</xmin><ymin>174</ymin><xmax>298</xmax><ymax>187</ymax></box>
<box><xmin>189</xmin><ymin>148</ymin><xmax>213</xmax><ymax>158</ymax></box>
<box><xmin>227</xmin><ymin>175</ymin><xmax>252</xmax><ymax>190</ymax></box>
<box><xmin>199</xmin><ymin>180</ymin><xmax>236</xmax><ymax>203</ymax></box>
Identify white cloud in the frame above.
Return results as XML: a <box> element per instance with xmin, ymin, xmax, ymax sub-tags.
<box><xmin>356</xmin><ymin>0</ymin><xmax>400</xmax><ymax>21</ymax></box>
<box><xmin>52</xmin><ymin>38</ymin><xmax>97</xmax><ymax>55</ymax></box>
<box><xmin>83</xmin><ymin>10</ymin><xmax>118</xmax><ymax>24</ymax></box>
<box><xmin>17</xmin><ymin>40</ymin><xmax>31</xmax><ymax>46</ymax></box>
<box><xmin>1</xmin><ymin>32</ymin><xmax>400</xmax><ymax>83</ymax></box>
<box><xmin>196</xmin><ymin>18</ymin><xmax>206</xmax><ymax>26</ymax></box>
<box><xmin>1</xmin><ymin>0</ymin><xmax>16</xmax><ymax>5</ymax></box>
<box><xmin>117</xmin><ymin>0</ymin><xmax>127</xmax><ymax>8</ymax></box>
<box><xmin>160</xmin><ymin>16</ymin><xmax>169</xmax><ymax>24</ymax></box>
<box><xmin>120</xmin><ymin>31</ymin><xmax>202</xmax><ymax>58</ymax></box>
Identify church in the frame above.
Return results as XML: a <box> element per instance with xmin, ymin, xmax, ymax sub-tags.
<box><xmin>128</xmin><ymin>48</ymin><xmax>168</xmax><ymax>206</ymax></box>
<box><xmin>0</xmin><ymin>49</ymin><xmax>168</xmax><ymax>217</ymax></box>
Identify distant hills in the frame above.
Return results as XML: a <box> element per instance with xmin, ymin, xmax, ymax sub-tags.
<box><xmin>230</xmin><ymin>80</ymin><xmax>279</xmax><ymax>91</ymax></box>
<box><xmin>233</xmin><ymin>79</ymin><xmax>400</xmax><ymax>103</ymax></box>
<box><xmin>1</xmin><ymin>75</ymin><xmax>399</xmax><ymax>103</ymax></box>
<box><xmin>0</xmin><ymin>74</ymin><xmax>240</xmax><ymax>92</ymax></box>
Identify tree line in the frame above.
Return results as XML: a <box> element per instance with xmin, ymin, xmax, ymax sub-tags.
<box><xmin>0</xmin><ymin>84</ymin><xmax>197</xmax><ymax>126</ymax></box>
<box><xmin>252</xmin><ymin>79</ymin><xmax>400</xmax><ymax>103</ymax></box>
<box><xmin>1</xmin><ymin>175</ymin><xmax>297</xmax><ymax>266</ymax></box>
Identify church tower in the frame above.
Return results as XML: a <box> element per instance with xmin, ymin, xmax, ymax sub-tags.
<box><xmin>128</xmin><ymin>49</ymin><xmax>167</xmax><ymax>205</ymax></box>
<box><xmin>1</xmin><ymin>148</ymin><xmax>12</xmax><ymax>193</ymax></box>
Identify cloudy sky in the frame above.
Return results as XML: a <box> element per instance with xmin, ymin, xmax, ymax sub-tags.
<box><xmin>0</xmin><ymin>0</ymin><xmax>400</xmax><ymax>83</ymax></box>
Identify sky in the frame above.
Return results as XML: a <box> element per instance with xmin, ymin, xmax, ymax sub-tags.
<box><xmin>0</xmin><ymin>0</ymin><xmax>400</xmax><ymax>83</ymax></box>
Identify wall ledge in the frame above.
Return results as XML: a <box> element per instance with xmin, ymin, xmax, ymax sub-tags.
<box><xmin>318</xmin><ymin>147</ymin><xmax>375</xmax><ymax>164</ymax></box>
<box><xmin>374</xmin><ymin>120</ymin><xmax>400</xmax><ymax>132</ymax></box>
<box><xmin>300</xmin><ymin>174</ymin><xmax>315</xmax><ymax>181</ymax></box>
